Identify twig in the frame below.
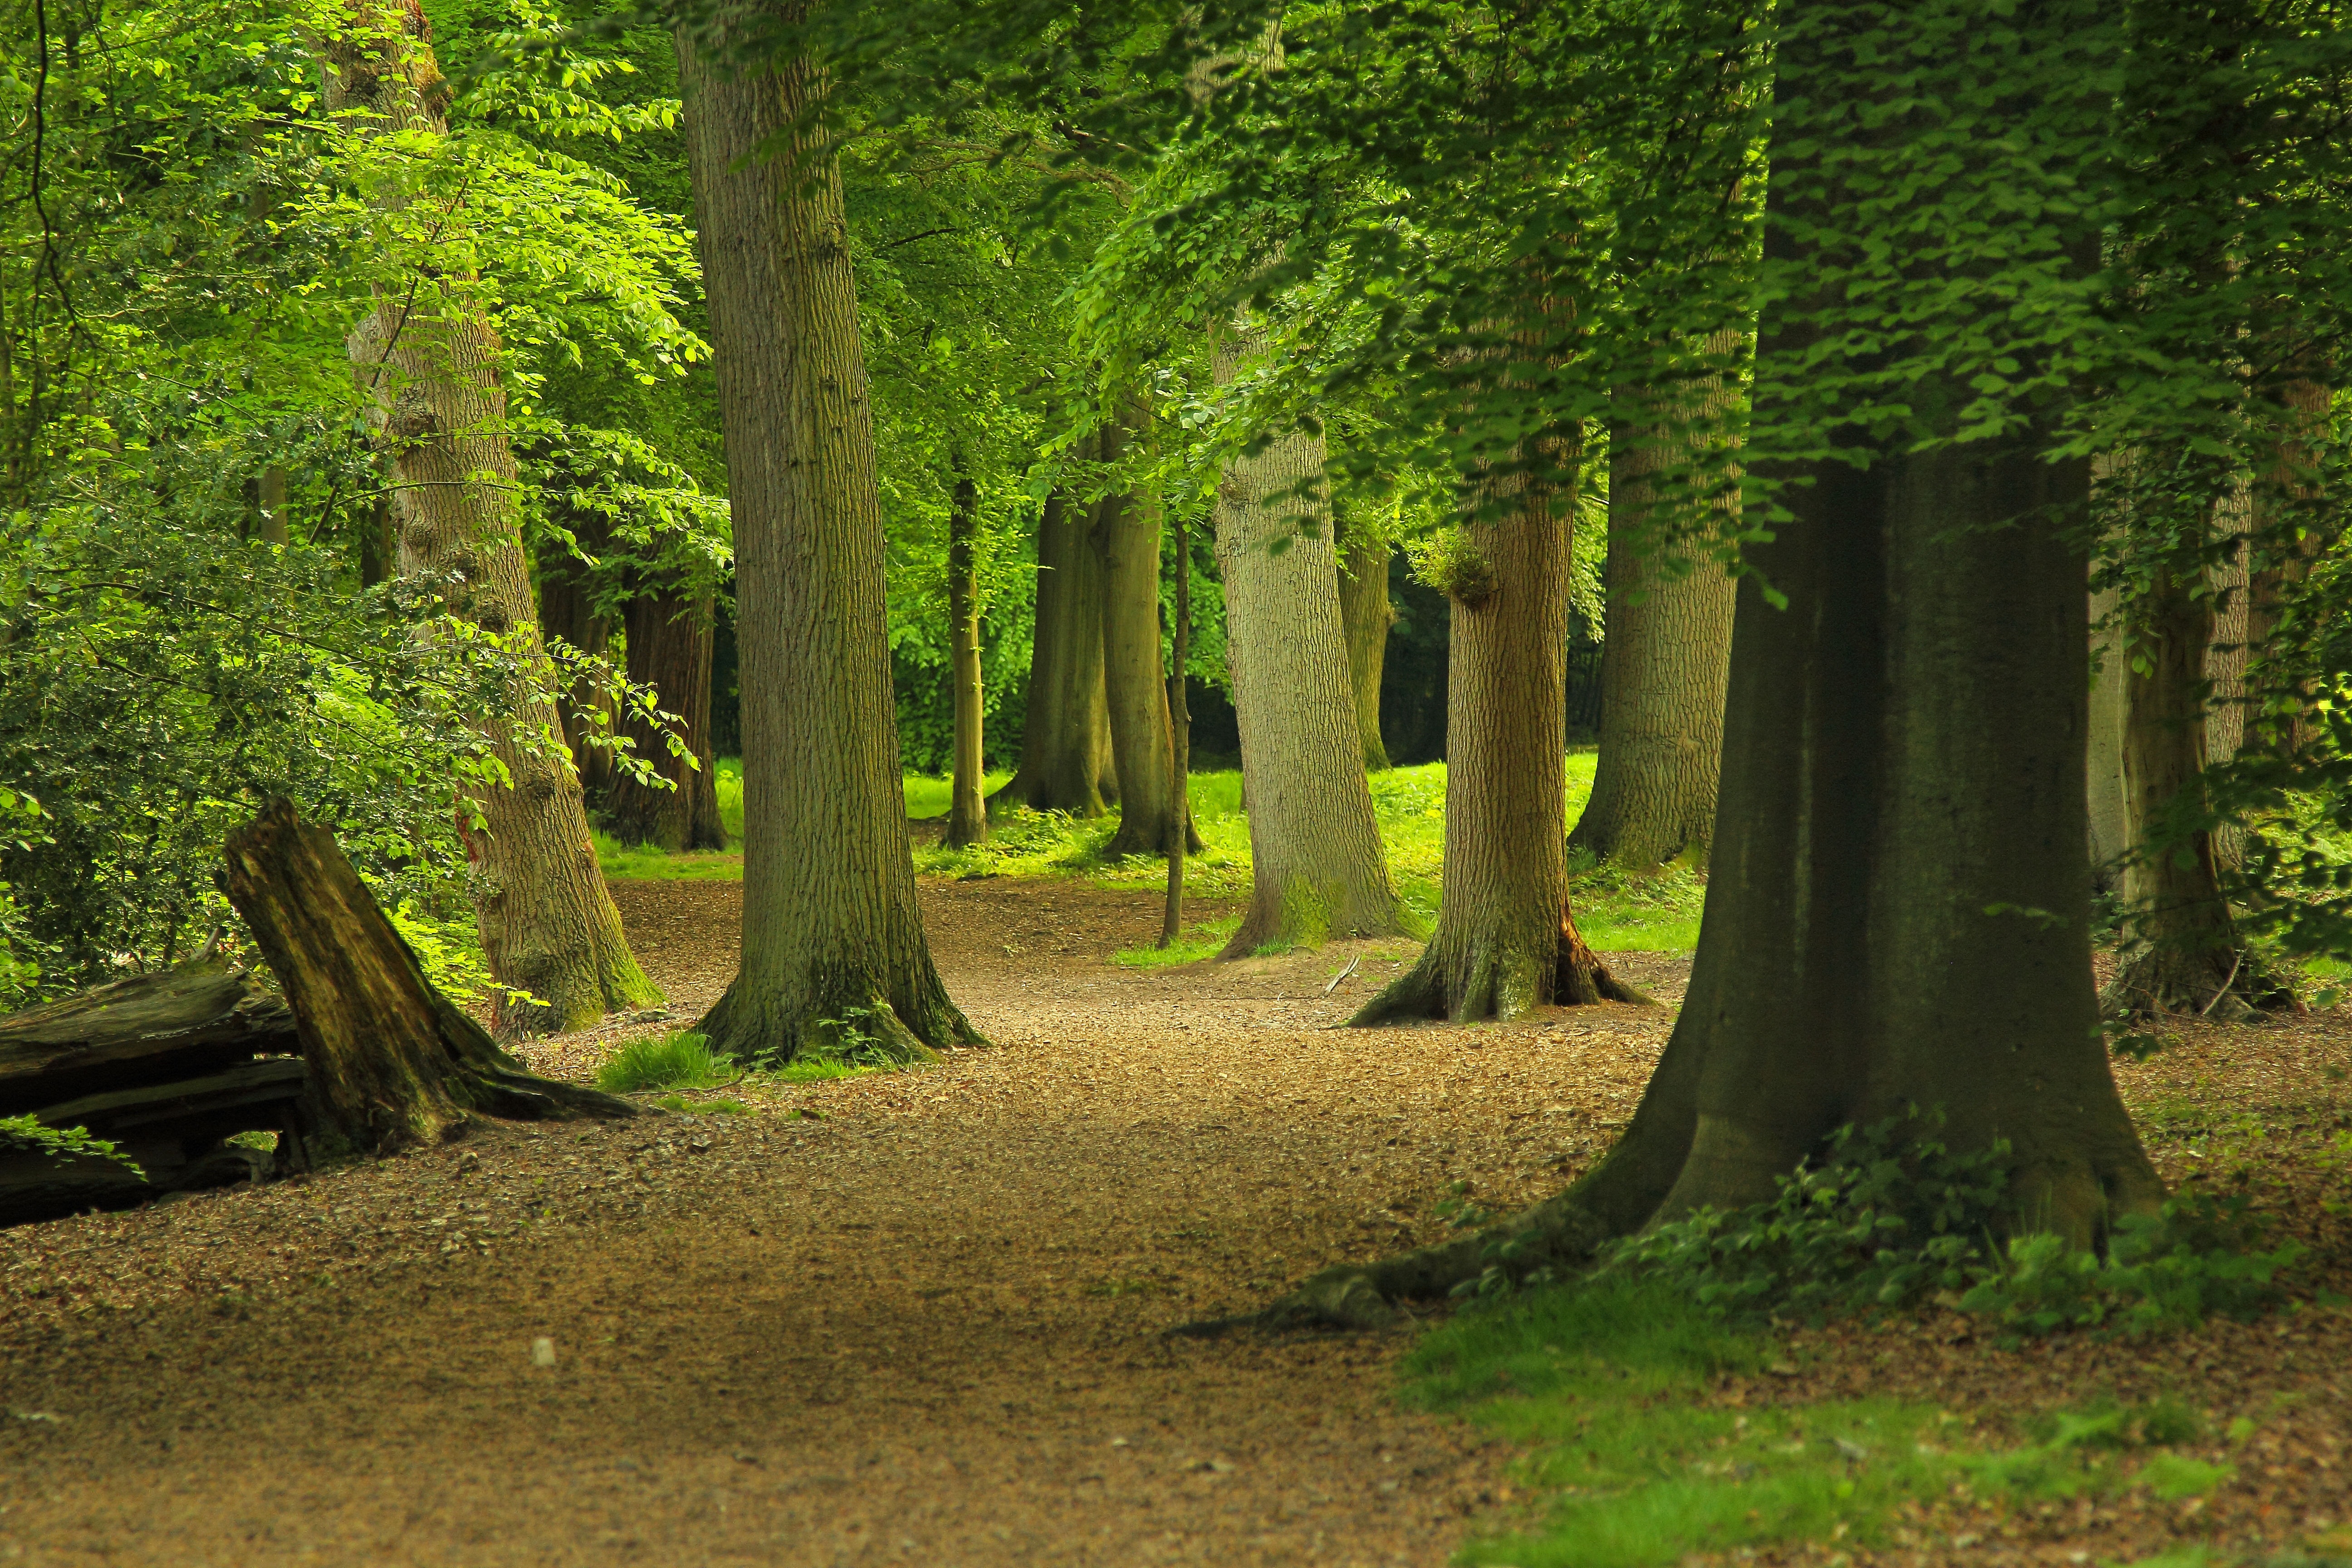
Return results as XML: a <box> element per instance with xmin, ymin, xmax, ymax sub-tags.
<box><xmin>1322</xmin><ymin>954</ymin><xmax>1362</xmax><ymax>996</ymax></box>
<box><xmin>2199</xmin><ymin>950</ymin><xmax>2247</xmax><ymax>1017</ymax></box>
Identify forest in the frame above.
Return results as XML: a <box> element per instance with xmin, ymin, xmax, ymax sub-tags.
<box><xmin>2</xmin><ymin>0</ymin><xmax>2350</xmax><ymax>1564</ymax></box>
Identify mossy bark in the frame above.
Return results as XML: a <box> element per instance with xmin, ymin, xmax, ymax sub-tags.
<box><xmin>1211</xmin><ymin>314</ymin><xmax>1408</xmax><ymax>956</ymax></box>
<box><xmin>323</xmin><ymin>5</ymin><xmax>662</xmax><ymax>1036</ymax></box>
<box><xmin>677</xmin><ymin>17</ymin><xmax>978</xmax><ymax>1068</ymax></box>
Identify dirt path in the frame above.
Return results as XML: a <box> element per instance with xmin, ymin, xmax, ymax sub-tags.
<box><xmin>0</xmin><ymin>878</ymin><xmax>1686</xmax><ymax>1567</ymax></box>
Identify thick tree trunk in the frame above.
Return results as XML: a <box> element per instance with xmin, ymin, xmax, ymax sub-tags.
<box><xmin>945</xmin><ymin>475</ymin><xmax>988</xmax><ymax>849</ymax></box>
<box><xmin>605</xmin><ymin>586</ymin><xmax>725</xmax><ymax>852</ymax></box>
<box><xmin>220</xmin><ymin>800</ymin><xmax>637</xmax><ymax>1156</ymax></box>
<box><xmin>323</xmin><ymin>8</ymin><xmax>661</xmax><ymax>1036</ymax></box>
<box><xmin>1211</xmin><ymin>318</ymin><xmax>1407</xmax><ymax>955</ymax></box>
<box><xmin>536</xmin><ymin>524</ymin><xmax>615</xmax><ymax>803</ymax></box>
<box><xmin>677</xmin><ymin>21</ymin><xmax>977</xmax><ymax>1067</ymax></box>
<box><xmin>995</xmin><ymin>492</ymin><xmax>1115</xmax><ymax>816</ymax></box>
<box><xmin>1568</xmin><ymin>389</ymin><xmax>1739</xmax><ymax>869</ymax></box>
<box><xmin>1230</xmin><ymin>10</ymin><xmax>2158</xmax><ymax>1328</ymax></box>
<box><xmin>1098</xmin><ymin>407</ymin><xmax>1197</xmax><ymax>859</ymax></box>
<box><xmin>1350</xmin><ymin>464</ymin><xmax>1647</xmax><ymax>1024</ymax></box>
<box><xmin>1335</xmin><ymin>510</ymin><xmax>1394</xmax><ymax>773</ymax></box>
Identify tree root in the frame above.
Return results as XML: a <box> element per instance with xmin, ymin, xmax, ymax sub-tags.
<box><xmin>1347</xmin><ymin>898</ymin><xmax>1656</xmax><ymax>1025</ymax></box>
<box><xmin>1558</xmin><ymin>900</ymin><xmax>1655</xmax><ymax>1005</ymax></box>
<box><xmin>2100</xmin><ymin>941</ymin><xmax>2297</xmax><ymax>1024</ymax></box>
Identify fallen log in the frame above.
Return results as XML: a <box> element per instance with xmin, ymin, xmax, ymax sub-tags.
<box><xmin>0</xmin><ymin>965</ymin><xmax>297</xmax><ymax>1116</ymax></box>
<box><xmin>220</xmin><ymin>797</ymin><xmax>639</xmax><ymax>1156</ymax></box>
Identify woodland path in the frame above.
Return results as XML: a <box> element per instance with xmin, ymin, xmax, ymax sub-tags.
<box><xmin>0</xmin><ymin>877</ymin><xmax>1686</xmax><ymax>1568</ymax></box>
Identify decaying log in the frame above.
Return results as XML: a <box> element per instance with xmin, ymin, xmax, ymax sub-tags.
<box><xmin>0</xmin><ymin>966</ymin><xmax>296</xmax><ymax>1116</ymax></box>
<box><xmin>220</xmin><ymin>797</ymin><xmax>638</xmax><ymax>1155</ymax></box>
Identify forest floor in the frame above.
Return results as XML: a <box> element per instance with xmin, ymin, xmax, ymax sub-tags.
<box><xmin>2</xmin><ymin>874</ymin><xmax>2349</xmax><ymax>1568</ymax></box>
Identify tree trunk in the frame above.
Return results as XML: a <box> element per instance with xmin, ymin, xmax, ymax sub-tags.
<box><xmin>2245</xmin><ymin>373</ymin><xmax>2334</xmax><ymax>756</ymax></box>
<box><xmin>1350</xmin><ymin>461</ymin><xmax>1647</xmax><ymax>1024</ymax></box>
<box><xmin>0</xmin><ymin>966</ymin><xmax>297</xmax><ymax>1115</ymax></box>
<box><xmin>358</xmin><ymin>489</ymin><xmax>396</xmax><ymax>588</ymax></box>
<box><xmin>606</xmin><ymin>585</ymin><xmax>724</xmax><ymax>852</ymax></box>
<box><xmin>1211</xmin><ymin>317</ymin><xmax>1407</xmax><ymax>956</ymax></box>
<box><xmin>2086</xmin><ymin>580</ymin><xmax>2130</xmax><ymax>886</ymax></box>
<box><xmin>996</xmin><ymin>491</ymin><xmax>1114</xmax><ymax>816</ymax></box>
<box><xmin>1232</xmin><ymin>10</ymin><xmax>2159</xmax><ymax>1328</ymax></box>
<box><xmin>1098</xmin><ymin>405</ymin><xmax>1196</xmax><ymax>859</ymax></box>
<box><xmin>536</xmin><ymin>523</ymin><xmax>615</xmax><ymax>803</ymax></box>
<box><xmin>1568</xmin><ymin>384</ymin><xmax>1739</xmax><ymax>869</ymax></box>
<box><xmin>1335</xmin><ymin>508</ymin><xmax>1394</xmax><ymax>773</ymax></box>
<box><xmin>220</xmin><ymin>799</ymin><xmax>638</xmax><ymax>1157</ymax></box>
<box><xmin>322</xmin><ymin>7</ymin><xmax>661</xmax><ymax>1036</ymax></box>
<box><xmin>2105</xmin><ymin>556</ymin><xmax>2248</xmax><ymax>1016</ymax></box>
<box><xmin>945</xmin><ymin>474</ymin><xmax>988</xmax><ymax>848</ymax></box>
<box><xmin>257</xmin><ymin>465</ymin><xmax>290</xmax><ymax>547</ymax></box>
<box><xmin>677</xmin><ymin>20</ymin><xmax>977</xmax><ymax>1067</ymax></box>
<box><xmin>1161</xmin><ymin>507</ymin><xmax>1194</xmax><ymax>947</ymax></box>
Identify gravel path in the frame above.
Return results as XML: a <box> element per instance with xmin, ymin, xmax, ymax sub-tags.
<box><xmin>0</xmin><ymin>876</ymin><xmax>1687</xmax><ymax>1568</ymax></box>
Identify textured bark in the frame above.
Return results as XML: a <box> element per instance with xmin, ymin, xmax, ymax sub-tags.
<box><xmin>1223</xmin><ymin>13</ymin><xmax>2157</xmax><ymax>1329</ymax></box>
<box><xmin>1211</xmin><ymin>317</ymin><xmax>1407</xmax><ymax>955</ymax></box>
<box><xmin>2086</xmin><ymin>581</ymin><xmax>2130</xmax><ymax>884</ymax></box>
<box><xmin>220</xmin><ymin>799</ymin><xmax>638</xmax><ymax>1156</ymax></box>
<box><xmin>1350</xmin><ymin>464</ymin><xmax>1647</xmax><ymax>1025</ymax></box>
<box><xmin>0</xmin><ymin>966</ymin><xmax>297</xmax><ymax>1115</ymax></box>
<box><xmin>1161</xmin><ymin>507</ymin><xmax>1194</xmax><ymax>947</ymax></box>
<box><xmin>1098</xmin><ymin>407</ymin><xmax>1196</xmax><ymax>859</ymax></box>
<box><xmin>605</xmin><ymin>586</ymin><xmax>724</xmax><ymax>852</ymax></box>
<box><xmin>1335</xmin><ymin>510</ymin><xmax>1394</xmax><ymax>773</ymax></box>
<box><xmin>2245</xmin><ymin>374</ymin><xmax>2334</xmax><ymax>757</ymax></box>
<box><xmin>323</xmin><ymin>7</ymin><xmax>661</xmax><ymax>1036</ymax></box>
<box><xmin>536</xmin><ymin>523</ymin><xmax>615</xmax><ymax>803</ymax></box>
<box><xmin>1569</xmin><ymin>383</ymin><xmax>1739</xmax><ymax>869</ymax></box>
<box><xmin>678</xmin><ymin>20</ymin><xmax>977</xmax><ymax>1067</ymax></box>
<box><xmin>945</xmin><ymin>474</ymin><xmax>988</xmax><ymax>849</ymax></box>
<box><xmin>996</xmin><ymin>492</ymin><xmax>1114</xmax><ymax>816</ymax></box>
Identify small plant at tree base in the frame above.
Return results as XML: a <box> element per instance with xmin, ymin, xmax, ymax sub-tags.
<box><xmin>1960</xmin><ymin>1194</ymin><xmax>2304</xmax><ymax>1340</ymax></box>
<box><xmin>0</xmin><ymin>1113</ymin><xmax>144</xmax><ymax>1177</ymax></box>
<box><xmin>594</xmin><ymin>1032</ymin><xmax>737</xmax><ymax>1094</ymax></box>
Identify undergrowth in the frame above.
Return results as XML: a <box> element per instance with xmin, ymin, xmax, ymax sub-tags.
<box><xmin>1408</xmin><ymin>1274</ymin><xmax>2250</xmax><ymax>1568</ymax></box>
<box><xmin>596</xmin><ymin>1029</ymin><xmax>891</xmax><ymax>1097</ymax></box>
<box><xmin>0</xmin><ymin>1112</ymin><xmax>142</xmax><ymax>1175</ymax></box>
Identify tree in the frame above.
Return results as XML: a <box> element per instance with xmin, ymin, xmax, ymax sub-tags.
<box><xmin>995</xmin><ymin>490</ymin><xmax>1115</xmax><ymax>816</ymax></box>
<box><xmin>1335</xmin><ymin>505</ymin><xmax>1395</xmax><ymax>773</ymax></box>
<box><xmin>677</xmin><ymin>15</ymin><xmax>977</xmax><ymax>1065</ymax></box>
<box><xmin>605</xmin><ymin>586</ymin><xmax>726</xmax><ymax>852</ymax></box>
<box><xmin>945</xmin><ymin>472</ymin><xmax>988</xmax><ymax>848</ymax></box>
<box><xmin>322</xmin><ymin>5</ymin><xmax>663</xmax><ymax>1035</ymax></box>
<box><xmin>1350</xmin><ymin>444</ymin><xmax>1649</xmax><ymax>1024</ymax></box>
<box><xmin>1568</xmin><ymin>378</ymin><xmax>1739</xmax><ymax>870</ymax></box>
<box><xmin>1097</xmin><ymin>400</ymin><xmax>1198</xmax><ymax>859</ymax></box>
<box><xmin>1212</xmin><ymin>315</ymin><xmax>1408</xmax><ymax>956</ymax></box>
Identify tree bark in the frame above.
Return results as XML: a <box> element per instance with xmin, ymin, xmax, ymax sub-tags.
<box><xmin>605</xmin><ymin>585</ymin><xmax>725</xmax><ymax>852</ymax></box>
<box><xmin>1098</xmin><ymin>405</ymin><xmax>1197</xmax><ymax>859</ymax></box>
<box><xmin>1568</xmin><ymin>381</ymin><xmax>1739</xmax><ymax>869</ymax></box>
<box><xmin>322</xmin><ymin>6</ymin><xmax>661</xmax><ymax>1036</ymax></box>
<box><xmin>945</xmin><ymin>473</ymin><xmax>988</xmax><ymax>848</ymax></box>
<box><xmin>1161</xmin><ymin>506</ymin><xmax>1194</xmax><ymax>947</ymax></box>
<box><xmin>996</xmin><ymin>491</ymin><xmax>1114</xmax><ymax>816</ymax></box>
<box><xmin>1211</xmin><ymin>317</ymin><xmax>1408</xmax><ymax>955</ymax></box>
<box><xmin>677</xmin><ymin>19</ymin><xmax>977</xmax><ymax>1067</ymax></box>
<box><xmin>1335</xmin><ymin>507</ymin><xmax>1394</xmax><ymax>773</ymax></box>
<box><xmin>0</xmin><ymin>966</ymin><xmax>297</xmax><ymax>1115</ymax></box>
<box><xmin>2245</xmin><ymin>373</ymin><xmax>2334</xmax><ymax>756</ymax></box>
<box><xmin>1230</xmin><ymin>9</ymin><xmax>2159</xmax><ymax>1328</ymax></box>
<box><xmin>220</xmin><ymin>799</ymin><xmax>638</xmax><ymax>1156</ymax></box>
<box><xmin>1350</xmin><ymin>458</ymin><xmax>1648</xmax><ymax>1024</ymax></box>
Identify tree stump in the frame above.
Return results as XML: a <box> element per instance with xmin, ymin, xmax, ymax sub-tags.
<box><xmin>220</xmin><ymin>798</ymin><xmax>639</xmax><ymax>1155</ymax></box>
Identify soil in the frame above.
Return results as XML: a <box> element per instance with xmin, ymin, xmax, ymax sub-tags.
<box><xmin>0</xmin><ymin>876</ymin><xmax>1683</xmax><ymax>1567</ymax></box>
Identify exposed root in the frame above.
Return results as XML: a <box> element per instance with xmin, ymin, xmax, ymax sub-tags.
<box><xmin>1349</xmin><ymin>901</ymin><xmax>1654</xmax><ymax>1026</ymax></box>
<box><xmin>1558</xmin><ymin>900</ymin><xmax>1656</xmax><ymax>1006</ymax></box>
<box><xmin>2101</xmin><ymin>940</ymin><xmax>2297</xmax><ymax>1024</ymax></box>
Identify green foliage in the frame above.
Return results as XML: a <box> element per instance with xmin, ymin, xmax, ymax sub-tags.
<box><xmin>1586</xmin><ymin>1115</ymin><xmax>2303</xmax><ymax>1340</ymax></box>
<box><xmin>1111</xmin><ymin>915</ymin><xmax>1241</xmax><ymax>968</ymax></box>
<box><xmin>594</xmin><ymin>1033</ymin><xmax>736</xmax><ymax>1094</ymax></box>
<box><xmin>0</xmin><ymin>1115</ymin><xmax>144</xmax><ymax>1178</ymax></box>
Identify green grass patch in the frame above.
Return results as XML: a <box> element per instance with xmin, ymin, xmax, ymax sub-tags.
<box><xmin>1113</xmin><ymin>915</ymin><xmax>1244</xmax><ymax>967</ymax></box>
<box><xmin>1409</xmin><ymin>1276</ymin><xmax>2242</xmax><ymax>1568</ymax></box>
<box><xmin>653</xmin><ymin>1093</ymin><xmax>747</xmax><ymax>1116</ymax></box>
<box><xmin>595</xmin><ymin>1032</ymin><xmax>737</xmax><ymax>1093</ymax></box>
<box><xmin>764</xmin><ymin>1057</ymin><xmax>883</xmax><ymax>1084</ymax></box>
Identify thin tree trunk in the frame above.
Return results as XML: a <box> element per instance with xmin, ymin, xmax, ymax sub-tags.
<box><xmin>1568</xmin><ymin>375</ymin><xmax>1740</xmax><ymax>869</ymax></box>
<box><xmin>322</xmin><ymin>10</ymin><xmax>661</xmax><ymax>1037</ymax></box>
<box><xmin>1161</xmin><ymin>507</ymin><xmax>1193</xmax><ymax>947</ymax></box>
<box><xmin>945</xmin><ymin>473</ymin><xmax>987</xmax><ymax>848</ymax></box>
<box><xmin>2086</xmin><ymin>579</ymin><xmax>2130</xmax><ymax>885</ymax></box>
<box><xmin>257</xmin><ymin>465</ymin><xmax>290</xmax><ymax>547</ymax></box>
<box><xmin>606</xmin><ymin>586</ymin><xmax>722</xmax><ymax>852</ymax></box>
<box><xmin>536</xmin><ymin>521</ymin><xmax>615</xmax><ymax>803</ymax></box>
<box><xmin>1211</xmin><ymin>315</ymin><xmax>1406</xmax><ymax>956</ymax></box>
<box><xmin>1098</xmin><ymin>403</ymin><xmax>1196</xmax><ymax>858</ymax></box>
<box><xmin>677</xmin><ymin>18</ymin><xmax>976</xmax><ymax>1067</ymax></box>
<box><xmin>996</xmin><ymin>491</ymin><xmax>1113</xmax><ymax>815</ymax></box>
<box><xmin>358</xmin><ymin>489</ymin><xmax>396</xmax><ymax>588</ymax></box>
<box><xmin>1335</xmin><ymin>508</ymin><xmax>1394</xmax><ymax>773</ymax></box>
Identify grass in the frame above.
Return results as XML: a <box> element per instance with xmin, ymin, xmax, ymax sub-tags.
<box><xmin>1112</xmin><ymin>914</ymin><xmax>1243</xmax><ymax>967</ymax></box>
<box><xmin>596</xmin><ymin>751</ymin><xmax>1708</xmax><ymax>956</ymax></box>
<box><xmin>594</xmin><ymin>1032</ymin><xmax>737</xmax><ymax>1094</ymax></box>
<box><xmin>1408</xmin><ymin>1275</ymin><xmax>2240</xmax><ymax>1568</ymax></box>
